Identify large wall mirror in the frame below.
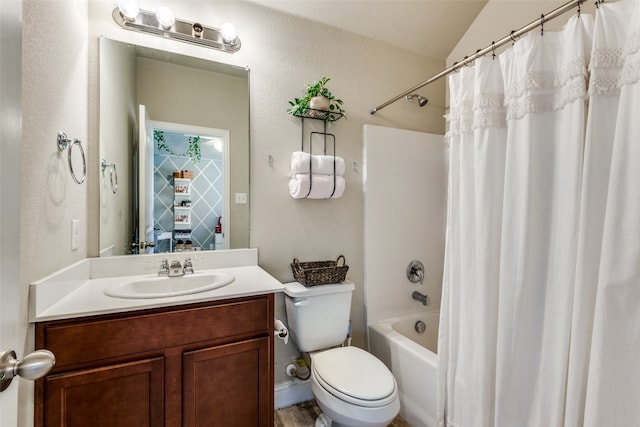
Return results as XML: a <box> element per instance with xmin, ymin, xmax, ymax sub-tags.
<box><xmin>99</xmin><ymin>37</ymin><xmax>249</xmax><ymax>256</ymax></box>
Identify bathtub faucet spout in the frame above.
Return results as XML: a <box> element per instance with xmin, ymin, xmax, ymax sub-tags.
<box><xmin>412</xmin><ymin>291</ymin><xmax>430</xmax><ymax>306</ymax></box>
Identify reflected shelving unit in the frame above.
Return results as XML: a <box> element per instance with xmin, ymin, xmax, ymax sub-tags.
<box><xmin>173</xmin><ymin>177</ymin><xmax>192</xmax><ymax>249</ymax></box>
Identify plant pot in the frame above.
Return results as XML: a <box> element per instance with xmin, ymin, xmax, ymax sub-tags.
<box><xmin>309</xmin><ymin>96</ymin><xmax>330</xmax><ymax>111</ymax></box>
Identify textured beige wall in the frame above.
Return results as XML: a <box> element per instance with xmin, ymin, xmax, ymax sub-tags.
<box><xmin>22</xmin><ymin>0</ymin><xmax>89</xmax><ymax>281</ymax></box>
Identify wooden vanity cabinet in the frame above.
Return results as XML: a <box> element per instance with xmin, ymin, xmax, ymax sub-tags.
<box><xmin>34</xmin><ymin>294</ymin><xmax>275</xmax><ymax>427</ymax></box>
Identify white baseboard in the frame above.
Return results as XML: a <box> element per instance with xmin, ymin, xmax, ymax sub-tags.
<box><xmin>274</xmin><ymin>379</ymin><xmax>313</xmax><ymax>410</ymax></box>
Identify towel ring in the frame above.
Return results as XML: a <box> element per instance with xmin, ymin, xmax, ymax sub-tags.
<box><xmin>101</xmin><ymin>159</ymin><xmax>118</xmax><ymax>194</ymax></box>
<box><xmin>57</xmin><ymin>132</ymin><xmax>86</xmax><ymax>185</ymax></box>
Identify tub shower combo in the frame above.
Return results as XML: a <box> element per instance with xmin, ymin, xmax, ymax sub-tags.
<box><xmin>368</xmin><ymin>260</ymin><xmax>438</xmax><ymax>427</ymax></box>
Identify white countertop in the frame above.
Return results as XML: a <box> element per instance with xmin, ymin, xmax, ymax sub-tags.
<box><xmin>29</xmin><ymin>249</ymin><xmax>284</xmax><ymax>322</ymax></box>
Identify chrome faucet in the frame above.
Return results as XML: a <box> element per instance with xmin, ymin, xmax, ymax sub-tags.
<box><xmin>412</xmin><ymin>291</ymin><xmax>430</xmax><ymax>306</ymax></box>
<box><xmin>158</xmin><ymin>259</ymin><xmax>170</xmax><ymax>276</ymax></box>
<box><xmin>183</xmin><ymin>257</ymin><xmax>194</xmax><ymax>275</ymax></box>
<box><xmin>168</xmin><ymin>260</ymin><xmax>183</xmax><ymax>277</ymax></box>
<box><xmin>159</xmin><ymin>258</ymin><xmax>194</xmax><ymax>277</ymax></box>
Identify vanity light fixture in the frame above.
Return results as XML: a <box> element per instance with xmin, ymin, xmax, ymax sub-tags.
<box><xmin>118</xmin><ymin>0</ymin><xmax>138</xmax><ymax>21</ymax></box>
<box><xmin>220</xmin><ymin>23</ymin><xmax>238</xmax><ymax>46</ymax></box>
<box><xmin>112</xmin><ymin>2</ymin><xmax>241</xmax><ymax>53</ymax></box>
<box><xmin>155</xmin><ymin>6</ymin><xmax>175</xmax><ymax>30</ymax></box>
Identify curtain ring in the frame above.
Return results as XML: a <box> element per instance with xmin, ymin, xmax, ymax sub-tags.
<box><xmin>492</xmin><ymin>41</ymin><xmax>496</xmax><ymax>60</ymax></box>
<box><xmin>510</xmin><ymin>30</ymin><xmax>517</xmax><ymax>44</ymax></box>
<box><xmin>540</xmin><ymin>14</ymin><xmax>545</xmax><ymax>36</ymax></box>
<box><xmin>578</xmin><ymin>0</ymin><xmax>582</xmax><ymax>17</ymax></box>
<box><xmin>68</xmin><ymin>139</ymin><xmax>86</xmax><ymax>185</ymax></box>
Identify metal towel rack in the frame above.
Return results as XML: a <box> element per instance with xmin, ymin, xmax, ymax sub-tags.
<box><xmin>305</xmin><ymin>131</ymin><xmax>337</xmax><ymax>197</ymax></box>
<box><xmin>296</xmin><ymin>109</ymin><xmax>341</xmax><ymax>198</ymax></box>
<box><xmin>57</xmin><ymin>132</ymin><xmax>86</xmax><ymax>185</ymax></box>
<box><xmin>101</xmin><ymin>159</ymin><xmax>118</xmax><ymax>194</ymax></box>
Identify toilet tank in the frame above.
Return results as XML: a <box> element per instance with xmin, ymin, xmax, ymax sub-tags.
<box><xmin>283</xmin><ymin>281</ymin><xmax>355</xmax><ymax>352</ymax></box>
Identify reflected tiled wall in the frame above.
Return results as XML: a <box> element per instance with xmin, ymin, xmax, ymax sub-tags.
<box><xmin>154</xmin><ymin>154</ymin><xmax>223</xmax><ymax>251</ymax></box>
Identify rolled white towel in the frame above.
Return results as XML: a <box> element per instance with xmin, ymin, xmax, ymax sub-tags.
<box><xmin>289</xmin><ymin>174</ymin><xmax>345</xmax><ymax>199</ymax></box>
<box><xmin>290</xmin><ymin>151</ymin><xmax>345</xmax><ymax>176</ymax></box>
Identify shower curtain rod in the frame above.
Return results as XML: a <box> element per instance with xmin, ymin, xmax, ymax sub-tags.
<box><xmin>370</xmin><ymin>0</ymin><xmax>586</xmax><ymax>114</ymax></box>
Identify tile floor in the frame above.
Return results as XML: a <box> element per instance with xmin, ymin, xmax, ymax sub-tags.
<box><xmin>274</xmin><ymin>399</ymin><xmax>409</xmax><ymax>426</ymax></box>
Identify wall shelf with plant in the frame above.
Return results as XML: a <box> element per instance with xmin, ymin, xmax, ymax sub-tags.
<box><xmin>287</xmin><ymin>77</ymin><xmax>346</xmax><ymax>123</ymax></box>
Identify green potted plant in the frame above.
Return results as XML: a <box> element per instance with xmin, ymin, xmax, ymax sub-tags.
<box><xmin>287</xmin><ymin>76</ymin><xmax>346</xmax><ymax>121</ymax></box>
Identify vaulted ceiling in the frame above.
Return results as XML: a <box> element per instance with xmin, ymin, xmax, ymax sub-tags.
<box><xmin>247</xmin><ymin>0</ymin><xmax>489</xmax><ymax>59</ymax></box>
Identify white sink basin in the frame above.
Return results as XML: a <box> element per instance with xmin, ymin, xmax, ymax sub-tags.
<box><xmin>103</xmin><ymin>272</ymin><xmax>235</xmax><ymax>299</ymax></box>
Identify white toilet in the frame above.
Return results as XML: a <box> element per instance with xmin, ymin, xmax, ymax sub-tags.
<box><xmin>283</xmin><ymin>281</ymin><xmax>400</xmax><ymax>427</ymax></box>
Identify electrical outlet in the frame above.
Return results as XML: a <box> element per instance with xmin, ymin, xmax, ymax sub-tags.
<box><xmin>71</xmin><ymin>219</ymin><xmax>80</xmax><ymax>250</ymax></box>
<box><xmin>235</xmin><ymin>192</ymin><xmax>247</xmax><ymax>204</ymax></box>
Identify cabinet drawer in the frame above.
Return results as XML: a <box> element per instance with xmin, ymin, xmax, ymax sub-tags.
<box><xmin>39</xmin><ymin>297</ymin><xmax>271</xmax><ymax>369</ymax></box>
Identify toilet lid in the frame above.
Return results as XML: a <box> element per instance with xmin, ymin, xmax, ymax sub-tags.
<box><xmin>312</xmin><ymin>347</ymin><xmax>397</xmax><ymax>406</ymax></box>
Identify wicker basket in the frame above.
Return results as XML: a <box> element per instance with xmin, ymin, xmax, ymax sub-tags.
<box><xmin>291</xmin><ymin>255</ymin><xmax>349</xmax><ymax>286</ymax></box>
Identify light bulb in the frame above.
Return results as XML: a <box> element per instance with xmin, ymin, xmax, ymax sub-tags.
<box><xmin>220</xmin><ymin>22</ymin><xmax>237</xmax><ymax>45</ymax></box>
<box><xmin>118</xmin><ymin>0</ymin><xmax>139</xmax><ymax>20</ymax></box>
<box><xmin>156</xmin><ymin>6</ymin><xmax>175</xmax><ymax>29</ymax></box>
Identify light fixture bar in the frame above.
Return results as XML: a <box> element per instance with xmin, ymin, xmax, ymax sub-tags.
<box><xmin>112</xmin><ymin>8</ymin><xmax>241</xmax><ymax>53</ymax></box>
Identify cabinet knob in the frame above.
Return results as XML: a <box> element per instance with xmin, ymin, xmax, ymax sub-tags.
<box><xmin>0</xmin><ymin>349</ymin><xmax>56</xmax><ymax>392</ymax></box>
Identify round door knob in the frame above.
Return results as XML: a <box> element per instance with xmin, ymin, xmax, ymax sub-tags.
<box><xmin>0</xmin><ymin>349</ymin><xmax>56</xmax><ymax>392</ymax></box>
<box><xmin>15</xmin><ymin>350</ymin><xmax>56</xmax><ymax>380</ymax></box>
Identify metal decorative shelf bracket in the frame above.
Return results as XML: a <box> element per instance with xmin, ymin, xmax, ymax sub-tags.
<box><xmin>293</xmin><ymin>108</ymin><xmax>343</xmax><ymax>123</ymax></box>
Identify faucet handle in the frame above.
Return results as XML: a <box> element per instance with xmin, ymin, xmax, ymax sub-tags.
<box><xmin>183</xmin><ymin>257</ymin><xmax>194</xmax><ymax>274</ymax></box>
<box><xmin>157</xmin><ymin>259</ymin><xmax>170</xmax><ymax>276</ymax></box>
<box><xmin>407</xmin><ymin>260</ymin><xmax>425</xmax><ymax>284</ymax></box>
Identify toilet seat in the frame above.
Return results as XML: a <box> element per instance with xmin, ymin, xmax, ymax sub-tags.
<box><xmin>312</xmin><ymin>347</ymin><xmax>397</xmax><ymax>408</ymax></box>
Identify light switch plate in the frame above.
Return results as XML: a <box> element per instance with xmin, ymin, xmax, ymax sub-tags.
<box><xmin>235</xmin><ymin>193</ymin><xmax>247</xmax><ymax>204</ymax></box>
<box><xmin>71</xmin><ymin>219</ymin><xmax>80</xmax><ymax>250</ymax></box>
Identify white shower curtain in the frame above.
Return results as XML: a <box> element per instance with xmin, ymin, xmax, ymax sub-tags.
<box><xmin>439</xmin><ymin>1</ymin><xmax>640</xmax><ymax>426</ymax></box>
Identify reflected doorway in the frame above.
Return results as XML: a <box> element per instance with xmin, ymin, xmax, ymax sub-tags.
<box><xmin>149</xmin><ymin>120</ymin><xmax>230</xmax><ymax>253</ymax></box>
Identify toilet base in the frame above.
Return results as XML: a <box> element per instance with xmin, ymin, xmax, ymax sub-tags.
<box><xmin>314</xmin><ymin>408</ymin><xmax>393</xmax><ymax>427</ymax></box>
<box><xmin>312</xmin><ymin>379</ymin><xmax>400</xmax><ymax>427</ymax></box>
<box><xmin>315</xmin><ymin>413</ymin><xmax>332</xmax><ymax>427</ymax></box>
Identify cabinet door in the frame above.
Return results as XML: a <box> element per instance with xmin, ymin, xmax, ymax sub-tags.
<box><xmin>44</xmin><ymin>357</ymin><xmax>164</xmax><ymax>427</ymax></box>
<box><xmin>183</xmin><ymin>337</ymin><xmax>271</xmax><ymax>426</ymax></box>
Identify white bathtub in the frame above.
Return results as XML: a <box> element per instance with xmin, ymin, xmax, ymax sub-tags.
<box><xmin>369</xmin><ymin>311</ymin><xmax>439</xmax><ymax>427</ymax></box>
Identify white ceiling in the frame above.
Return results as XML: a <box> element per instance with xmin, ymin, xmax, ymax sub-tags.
<box><xmin>247</xmin><ymin>0</ymin><xmax>490</xmax><ymax>59</ymax></box>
